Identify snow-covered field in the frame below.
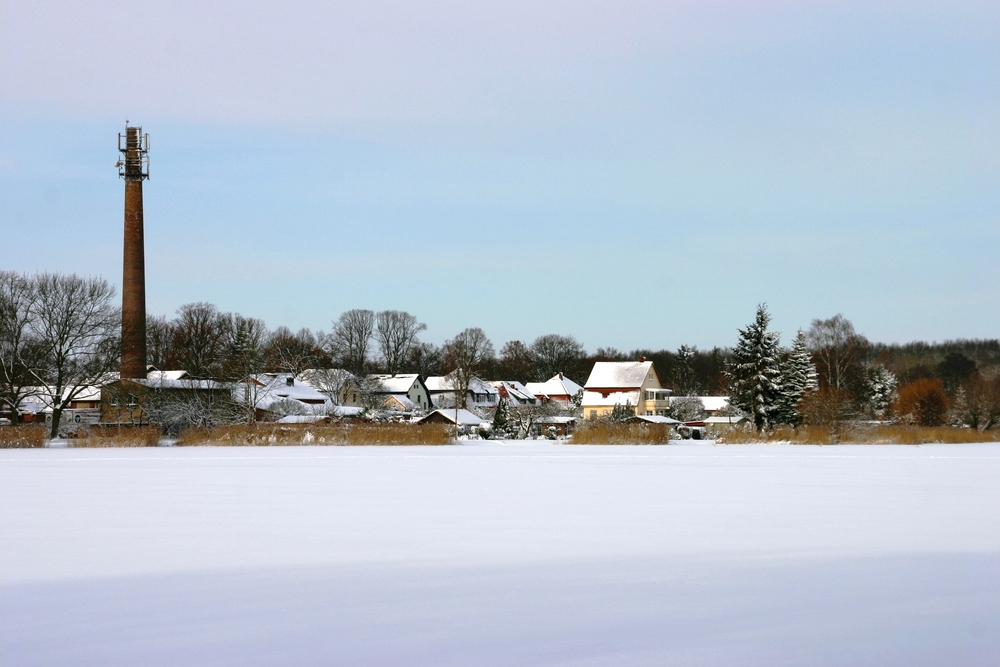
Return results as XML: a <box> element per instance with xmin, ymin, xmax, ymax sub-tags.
<box><xmin>2</xmin><ymin>441</ymin><xmax>999</xmax><ymax>666</ymax></box>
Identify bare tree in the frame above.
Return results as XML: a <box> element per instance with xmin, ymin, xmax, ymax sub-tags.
<box><xmin>442</xmin><ymin>327</ymin><xmax>495</xmax><ymax>412</ymax></box>
<box><xmin>806</xmin><ymin>314</ymin><xmax>867</xmax><ymax>391</ymax></box>
<box><xmin>496</xmin><ymin>340</ymin><xmax>535</xmax><ymax>383</ymax></box>
<box><xmin>29</xmin><ymin>273</ymin><xmax>120</xmax><ymax>439</ymax></box>
<box><xmin>264</xmin><ymin>326</ymin><xmax>330</xmax><ymax>375</ymax></box>
<box><xmin>530</xmin><ymin>334</ymin><xmax>586</xmax><ymax>381</ymax></box>
<box><xmin>0</xmin><ymin>271</ymin><xmax>41</xmax><ymax>423</ymax></box>
<box><xmin>403</xmin><ymin>341</ymin><xmax>443</xmax><ymax>377</ymax></box>
<box><xmin>146</xmin><ymin>314</ymin><xmax>172</xmax><ymax>369</ymax></box>
<box><xmin>298</xmin><ymin>368</ymin><xmax>357</xmax><ymax>405</ymax></box>
<box><xmin>374</xmin><ymin>310</ymin><xmax>426</xmax><ymax>376</ymax></box>
<box><xmin>166</xmin><ymin>302</ymin><xmax>230</xmax><ymax>378</ymax></box>
<box><xmin>325</xmin><ymin>309</ymin><xmax>375</xmax><ymax>376</ymax></box>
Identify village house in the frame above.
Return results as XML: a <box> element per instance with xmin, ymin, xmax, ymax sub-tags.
<box><xmin>524</xmin><ymin>373</ymin><xmax>583</xmax><ymax>406</ymax></box>
<box><xmin>490</xmin><ymin>380</ymin><xmax>538</xmax><ymax>406</ymax></box>
<box><xmin>101</xmin><ymin>372</ymin><xmax>231</xmax><ymax>425</ymax></box>
<box><xmin>424</xmin><ymin>374</ymin><xmax>499</xmax><ymax>412</ymax></box>
<box><xmin>366</xmin><ymin>374</ymin><xmax>432</xmax><ymax>412</ymax></box>
<box><xmin>581</xmin><ymin>360</ymin><xmax>672</xmax><ymax>420</ymax></box>
<box><xmin>239</xmin><ymin>373</ymin><xmax>332</xmax><ymax>421</ymax></box>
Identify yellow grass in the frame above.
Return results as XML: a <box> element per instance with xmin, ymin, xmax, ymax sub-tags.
<box><xmin>73</xmin><ymin>426</ymin><xmax>163</xmax><ymax>448</ymax></box>
<box><xmin>719</xmin><ymin>424</ymin><xmax>1000</xmax><ymax>445</ymax></box>
<box><xmin>176</xmin><ymin>422</ymin><xmax>453</xmax><ymax>447</ymax></box>
<box><xmin>570</xmin><ymin>422</ymin><xmax>675</xmax><ymax>445</ymax></box>
<box><xmin>0</xmin><ymin>424</ymin><xmax>47</xmax><ymax>448</ymax></box>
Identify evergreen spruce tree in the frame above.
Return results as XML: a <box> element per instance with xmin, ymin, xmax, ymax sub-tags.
<box><xmin>609</xmin><ymin>401</ymin><xmax>634</xmax><ymax>423</ymax></box>
<box><xmin>775</xmin><ymin>329</ymin><xmax>817</xmax><ymax>426</ymax></box>
<box><xmin>726</xmin><ymin>304</ymin><xmax>783</xmax><ymax>432</ymax></box>
<box><xmin>492</xmin><ymin>396</ymin><xmax>511</xmax><ymax>437</ymax></box>
<box><xmin>862</xmin><ymin>364</ymin><xmax>897</xmax><ymax>418</ymax></box>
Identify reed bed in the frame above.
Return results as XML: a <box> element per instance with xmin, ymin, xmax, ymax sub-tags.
<box><xmin>719</xmin><ymin>424</ymin><xmax>1000</xmax><ymax>445</ymax></box>
<box><xmin>570</xmin><ymin>422</ymin><xmax>675</xmax><ymax>445</ymax></box>
<box><xmin>176</xmin><ymin>422</ymin><xmax>453</xmax><ymax>447</ymax></box>
<box><xmin>0</xmin><ymin>425</ymin><xmax>47</xmax><ymax>449</ymax></box>
<box><xmin>72</xmin><ymin>426</ymin><xmax>163</xmax><ymax>448</ymax></box>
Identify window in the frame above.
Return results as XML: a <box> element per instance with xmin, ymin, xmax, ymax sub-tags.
<box><xmin>590</xmin><ymin>410</ymin><xmax>597</xmax><ymax>419</ymax></box>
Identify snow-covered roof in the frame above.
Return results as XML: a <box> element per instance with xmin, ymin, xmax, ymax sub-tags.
<box><xmin>525</xmin><ymin>374</ymin><xmax>583</xmax><ymax>399</ymax></box>
<box><xmin>129</xmin><ymin>378</ymin><xmax>224</xmax><ymax>390</ymax></box>
<box><xmin>630</xmin><ymin>415</ymin><xmax>681</xmax><ymax>425</ymax></box>
<box><xmin>535</xmin><ymin>416</ymin><xmax>577</xmax><ymax>424</ymax></box>
<box><xmin>241</xmin><ymin>374</ymin><xmax>332</xmax><ymax>410</ymax></box>
<box><xmin>490</xmin><ymin>381</ymin><xmax>537</xmax><ymax>403</ymax></box>
<box><xmin>703</xmin><ymin>415</ymin><xmax>746</xmax><ymax>425</ymax></box>
<box><xmin>383</xmin><ymin>394</ymin><xmax>417</xmax><ymax>411</ymax></box>
<box><xmin>416</xmin><ymin>409</ymin><xmax>488</xmax><ymax>426</ymax></box>
<box><xmin>368</xmin><ymin>374</ymin><xmax>421</xmax><ymax>394</ymax></box>
<box><xmin>581</xmin><ymin>390</ymin><xmax>641</xmax><ymax>407</ymax></box>
<box><xmin>425</xmin><ymin>375</ymin><xmax>498</xmax><ymax>395</ymax></box>
<box><xmin>146</xmin><ymin>370</ymin><xmax>189</xmax><ymax>381</ymax></box>
<box><xmin>584</xmin><ymin>361</ymin><xmax>654</xmax><ymax>390</ymax></box>
<box><xmin>669</xmin><ymin>396</ymin><xmax>730</xmax><ymax>412</ymax></box>
<box><xmin>330</xmin><ymin>405</ymin><xmax>364</xmax><ymax>417</ymax></box>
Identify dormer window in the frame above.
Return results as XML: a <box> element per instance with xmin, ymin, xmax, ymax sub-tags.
<box><xmin>286</xmin><ymin>377</ymin><xmax>294</xmax><ymax>387</ymax></box>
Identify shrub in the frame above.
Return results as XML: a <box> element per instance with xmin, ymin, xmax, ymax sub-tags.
<box><xmin>73</xmin><ymin>426</ymin><xmax>162</xmax><ymax>448</ymax></box>
<box><xmin>896</xmin><ymin>378</ymin><xmax>949</xmax><ymax>426</ymax></box>
<box><xmin>176</xmin><ymin>422</ymin><xmax>452</xmax><ymax>446</ymax></box>
<box><xmin>0</xmin><ymin>425</ymin><xmax>47</xmax><ymax>448</ymax></box>
<box><xmin>570</xmin><ymin>422</ymin><xmax>674</xmax><ymax>445</ymax></box>
<box><xmin>718</xmin><ymin>424</ymin><xmax>1000</xmax><ymax>445</ymax></box>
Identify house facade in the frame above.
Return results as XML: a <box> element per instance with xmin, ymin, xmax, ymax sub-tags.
<box><xmin>367</xmin><ymin>374</ymin><xmax>432</xmax><ymax>412</ymax></box>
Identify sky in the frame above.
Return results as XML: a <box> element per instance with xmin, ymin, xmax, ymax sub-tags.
<box><xmin>1</xmin><ymin>1</ymin><xmax>997</xmax><ymax>351</ymax></box>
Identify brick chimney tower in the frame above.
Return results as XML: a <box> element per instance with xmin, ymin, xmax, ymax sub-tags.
<box><xmin>118</xmin><ymin>126</ymin><xmax>149</xmax><ymax>378</ymax></box>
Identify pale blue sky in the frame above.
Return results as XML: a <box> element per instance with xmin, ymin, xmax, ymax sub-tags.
<box><xmin>1</xmin><ymin>1</ymin><xmax>997</xmax><ymax>350</ymax></box>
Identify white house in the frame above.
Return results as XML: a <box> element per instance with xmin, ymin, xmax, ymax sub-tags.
<box><xmin>366</xmin><ymin>374</ymin><xmax>432</xmax><ymax>412</ymax></box>
<box><xmin>425</xmin><ymin>374</ymin><xmax>499</xmax><ymax>412</ymax></box>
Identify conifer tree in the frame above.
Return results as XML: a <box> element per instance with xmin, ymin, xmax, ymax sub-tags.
<box><xmin>775</xmin><ymin>329</ymin><xmax>817</xmax><ymax>426</ymax></box>
<box><xmin>492</xmin><ymin>396</ymin><xmax>511</xmax><ymax>437</ymax></box>
<box><xmin>726</xmin><ymin>304</ymin><xmax>783</xmax><ymax>432</ymax></box>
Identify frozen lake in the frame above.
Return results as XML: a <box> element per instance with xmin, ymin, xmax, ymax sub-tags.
<box><xmin>2</xmin><ymin>441</ymin><xmax>999</xmax><ymax>666</ymax></box>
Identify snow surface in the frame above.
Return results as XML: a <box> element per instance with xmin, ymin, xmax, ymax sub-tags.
<box><xmin>2</xmin><ymin>442</ymin><xmax>1000</xmax><ymax>666</ymax></box>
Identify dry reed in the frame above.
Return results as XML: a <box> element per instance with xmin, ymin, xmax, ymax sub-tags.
<box><xmin>570</xmin><ymin>422</ymin><xmax>675</xmax><ymax>445</ymax></box>
<box><xmin>73</xmin><ymin>426</ymin><xmax>163</xmax><ymax>448</ymax></box>
<box><xmin>176</xmin><ymin>422</ymin><xmax>453</xmax><ymax>447</ymax></box>
<box><xmin>719</xmin><ymin>424</ymin><xmax>1000</xmax><ymax>445</ymax></box>
<box><xmin>0</xmin><ymin>425</ymin><xmax>47</xmax><ymax>448</ymax></box>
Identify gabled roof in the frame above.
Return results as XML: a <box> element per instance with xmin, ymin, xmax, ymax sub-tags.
<box><xmin>146</xmin><ymin>370</ymin><xmax>189</xmax><ymax>381</ymax></box>
<box><xmin>368</xmin><ymin>374</ymin><xmax>422</xmax><ymax>394</ymax></box>
<box><xmin>584</xmin><ymin>361</ymin><xmax>654</xmax><ymax>390</ymax></box>
<box><xmin>525</xmin><ymin>374</ymin><xmax>583</xmax><ymax>399</ymax></box>
<box><xmin>425</xmin><ymin>374</ymin><xmax>498</xmax><ymax>395</ymax></box>
<box><xmin>241</xmin><ymin>373</ymin><xmax>332</xmax><ymax>409</ymax></box>
<box><xmin>491</xmin><ymin>380</ymin><xmax>537</xmax><ymax>403</ymax></box>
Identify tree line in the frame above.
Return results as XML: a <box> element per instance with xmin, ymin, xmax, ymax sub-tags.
<box><xmin>3</xmin><ymin>270</ymin><xmax>999</xmax><ymax>433</ymax></box>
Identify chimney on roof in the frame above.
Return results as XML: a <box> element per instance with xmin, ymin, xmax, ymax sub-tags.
<box><xmin>639</xmin><ymin>356</ymin><xmax>646</xmax><ymax>363</ymax></box>
<box><xmin>558</xmin><ymin>372</ymin><xmax>563</xmax><ymax>379</ymax></box>
<box><xmin>286</xmin><ymin>377</ymin><xmax>294</xmax><ymax>386</ymax></box>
